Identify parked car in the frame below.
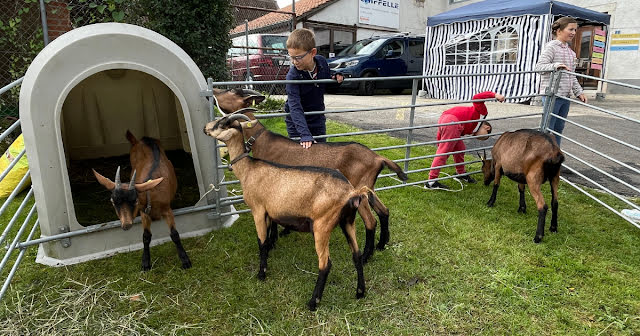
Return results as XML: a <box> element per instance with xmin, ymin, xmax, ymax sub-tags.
<box><xmin>328</xmin><ymin>33</ymin><xmax>425</xmax><ymax>95</ymax></box>
<box><xmin>227</xmin><ymin>34</ymin><xmax>290</xmax><ymax>82</ymax></box>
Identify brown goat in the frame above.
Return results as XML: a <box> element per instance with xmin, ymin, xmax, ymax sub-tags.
<box><xmin>204</xmin><ymin>114</ymin><xmax>382</xmax><ymax>311</ymax></box>
<box><xmin>93</xmin><ymin>131</ymin><xmax>191</xmax><ymax>270</ymax></box>
<box><xmin>480</xmin><ymin>129</ymin><xmax>564</xmax><ymax>243</ymax></box>
<box><xmin>213</xmin><ymin>89</ymin><xmax>407</xmax><ymax>263</ymax></box>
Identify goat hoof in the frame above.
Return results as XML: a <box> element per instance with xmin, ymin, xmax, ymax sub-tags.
<box><xmin>361</xmin><ymin>252</ymin><xmax>371</xmax><ymax>264</ymax></box>
<box><xmin>376</xmin><ymin>243</ymin><xmax>386</xmax><ymax>251</ymax></box>
<box><xmin>487</xmin><ymin>201</ymin><xmax>495</xmax><ymax>208</ymax></box>
<box><xmin>257</xmin><ymin>271</ymin><xmax>266</xmax><ymax>281</ymax></box>
<box><xmin>533</xmin><ymin>236</ymin><xmax>542</xmax><ymax>243</ymax></box>
<box><xmin>518</xmin><ymin>207</ymin><xmax>526</xmax><ymax>214</ymax></box>
<box><xmin>356</xmin><ymin>288</ymin><xmax>366</xmax><ymax>299</ymax></box>
<box><xmin>181</xmin><ymin>260</ymin><xmax>192</xmax><ymax>269</ymax></box>
<box><xmin>307</xmin><ymin>299</ymin><xmax>318</xmax><ymax>311</ymax></box>
<box><xmin>141</xmin><ymin>264</ymin><xmax>151</xmax><ymax>272</ymax></box>
<box><xmin>550</xmin><ymin>226</ymin><xmax>558</xmax><ymax>233</ymax></box>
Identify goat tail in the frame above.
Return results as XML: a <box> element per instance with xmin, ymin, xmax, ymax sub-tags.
<box><xmin>543</xmin><ymin>151</ymin><xmax>565</xmax><ymax>179</ymax></box>
<box><xmin>382</xmin><ymin>158</ymin><xmax>408</xmax><ymax>181</ymax></box>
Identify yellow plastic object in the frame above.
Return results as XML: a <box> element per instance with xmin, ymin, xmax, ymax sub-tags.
<box><xmin>0</xmin><ymin>134</ymin><xmax>30</xmax><ymax>198</ymax></box>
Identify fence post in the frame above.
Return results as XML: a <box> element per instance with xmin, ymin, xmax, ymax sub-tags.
<box><xmin>540</xmin><ymin>69</ymin><xmax>561</xmax><ymax>132</ymax></box>
<box><xmin>244</xmin><ymin>20</ymin><xmax>250</xmax><ymax>83</ymax></box>
<box><xmin>39</xmin><ymin>0</ymin><xmax>50</xmax><ymax>46</ymax></box>
<box><xmin>403</xmin><ymin>79</ymin><xmax>419</xmax><ymax>177</ymax></box>
<box><xmin>207</xmin><ymin>78</ymin><xmax>222</xmax><ymax>219</ymax></box>
<box><xmin>291</xmin><ymin>0</ymin><xmax>296</xmax><ymax>31</ymax></box>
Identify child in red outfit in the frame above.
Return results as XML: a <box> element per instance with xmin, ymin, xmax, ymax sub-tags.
<box><xmin>426</xmin><ymin>91</ymin><xmax>505</xmax><ymax>189</ymax></box>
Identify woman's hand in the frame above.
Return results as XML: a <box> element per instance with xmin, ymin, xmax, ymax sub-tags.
<box><xmin>300</xmin><ymin>140</ymin><xmax>316</xmax><ymax>149</ymax></box>
<box><xmin>495</xmin><ymin>93</ymin><xmax>506</xmax><ymax>102</ymax></box>
<box><xmin>578</xmin><ymin>94</ymin><xmax>587</xmax><ymax>103</ymax></box>
<box><xmin>556</xmin><ymin>63</ymin><xmax>568</xmax><ymax>70</ymax></box>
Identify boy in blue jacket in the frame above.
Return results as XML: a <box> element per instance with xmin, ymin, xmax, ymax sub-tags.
<box><xmin>285</xmin><ymin>28</ymin><xmax>343</xmax><ymax>149</ymax></box>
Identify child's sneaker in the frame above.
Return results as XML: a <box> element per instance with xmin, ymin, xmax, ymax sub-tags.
<box><xmin>455</xmin><ymin>175</ymin><xmax>477</xmax><ymax>184</ymax></box>
<box><xmin>425</xmin><ymin>181</ymin><xmax>449</xmax><ymax>190</ymax></box>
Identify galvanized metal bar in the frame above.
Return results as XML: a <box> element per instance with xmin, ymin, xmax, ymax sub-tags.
<box><xmin>245</xmin><ymin>20</ymin><xmax>250</xmax><ymax>81</ymax></box>
<box><xmin>0</xmin><ymin>205</ymin><xmax>37</xmax><ymax>274</ymax></box>
<box><xmin>0</xmin><ymin>78</ymin><xmax>24</xmax><ymax>96</ymax></box>
<box><xmin>540</xmin><ymin>70</ymin><xmax>556</xmax><ymax>130</ymax></box>
<box><xmin>562</xmin><ymin>164</ymin><xmax>640</xmax><ymax>212</ymax></box>
<box><xmin>562</xmin><ymin>70</ymin><xmax>640</xmax><ymax>92</ymax></box>
<box><xmin>372</xmin><ymin>131</ymin><xmax>508</xmax><ymax>151</ymax></box>
<box><xmin>39</xmin><ymin>0</ymin><xmax>50</xmax><ymax>46</ymax></box>
<box><xmin>0</xmin><ymin>188</ymin><xmax>33</xmax><ymax>247</ymax></box>
<box><xmin>248</xmin><ymin>94</ymin><xmax>543</xmax><ymax>118</ymax></box>
<box><xmin>404</xmin><ymin>79</ymin><xmax>419</xmax><ymax>174</ymax></box>
<box><xmin>550</xmin><ymin>112</ymin><xmax>640</xmax><ymax>152</ymax></box>
<box><xmin>380</xmin><ymin>159</ymin><xmax>483</xmax><ymax>178</ymax></box>
<box><xmin>0</xmin><ymin>148</ymin><xmax>26</xmax><ymax>183</ymax></box>
<box><xmin>203</xmin><ymin>70</ymin><xmax>551</xmax><ymax>87</ymax></box>
<box><xmin>0</xmin><ymin>219</ymin><xmax>39</xmax><ymax>302</ymax></box>
<box><xmin>0</xmin><ymin>120</ymin><xmax>21</xmax><ymax>142</ymax></box>
<box><xmin>207</xmin><ymin>78</ymin><xmax>223</xmax><ymax>221</ymax></box>
<box><xmin>394</xmin><ymin>146</ymin><xmax>493</xmax><ymax>163</ymax></box>
<box><xmin>0</xmin><ymin>170</ymin><xmax>31</xmax><ymax>218</ymax></box>
<box><xmin>561</xmin><ymin>96</ymin><xmax>640</xmax><ymax>125</ymax></box>
<box><xmin>542</xmin><ymin>70</ymin><xmax>563</xmax><ymax>132</ymax></box>
<box><xmin>17</xmin><ymin>202</ymin><xmax>223</xmax><ymax>249</ymax></box>
<box><xmin>559</xmin><ymin>147</ymin><xmax>640</xmax><ymax>196</ymax></box>
<box><xmin>560</xmin><ymin>177</ymin><xmax>640</xmax><ymax>229</ymax></box>
<box><xmin>551</xmin><ymin>132</ymin><xmax>640</xmax><ymax>176</ymax></box>
<box><xmin>375</xmin><ymin>170</ymin><xmax>483</xmax><ymax>191</ymax></box>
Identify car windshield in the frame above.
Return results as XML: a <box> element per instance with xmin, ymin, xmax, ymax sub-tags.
<box><xmin>337</xmin><ymin>38</ymin><xmax>387</xmax><ymax>57</ymax></box>
<box><xmin>261</xmin><ymin>35</ymin><xmax>288</xmax><ymax>54</ymax></box>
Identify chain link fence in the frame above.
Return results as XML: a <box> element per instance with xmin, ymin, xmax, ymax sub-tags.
<box><xmin>229</xmin><ymin>0</ymin><xmax>295</xmax><ymax>96</ymax></box>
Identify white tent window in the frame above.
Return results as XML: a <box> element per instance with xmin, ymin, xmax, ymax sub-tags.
<box><xmin>445</xmin><ymin>25</ymin><xmax>519</xmax><ymax>66</ymax></box>
<box><xmin>492</xmin><ymin>26</ymin><xmax>519</xmax><ymax>64</ymax></box>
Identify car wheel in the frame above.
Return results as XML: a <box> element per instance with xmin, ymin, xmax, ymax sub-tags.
<box><xmin>358</xmin><ymin>72</ymin><xmax>376</xmax><ymax>96</ymax></box>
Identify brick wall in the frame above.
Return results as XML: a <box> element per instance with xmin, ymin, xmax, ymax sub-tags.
<box><xmin>46</xmin><ymin>1</ymin><xmax>71</xmax><ymax>41</ymax></box>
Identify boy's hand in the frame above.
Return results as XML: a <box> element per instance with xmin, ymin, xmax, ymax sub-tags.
<box><xmin>300</xmin><ymin>140</ymin><xmax>316</xmax><ymax>149</ymax></box>
<box><xmin>578</xmin><ymin>94</ymin><xmax>588</xmax><ymax>103</ymax></box>
<box><xmin>495</xmin><ymin>93</ymin><xmax>506</xmax><ymax>102</ymax></box>
<box><xmin>332</xmin><ymin>74</ymin><xmax>344</xmax><ymax>84</ymax></box>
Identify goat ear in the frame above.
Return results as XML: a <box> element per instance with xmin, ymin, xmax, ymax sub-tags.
<box><xmin>135</xmin><ymin>177</ymin><xmax>164</xmax><ymax>192</ymax></box>
<box><xmin>92</xmin><ymin>169</ymin><xmax>116</xmax><ymax>190</ymax></box>
<box><xmin>244</xmin><ymin>94</ymin><xmax>265</xmax><ymax>107</ymax></box>
<box><xmin>126</xmin><ymin>130</ymin><xmax>138</xmax><ymax>145</ymax></box>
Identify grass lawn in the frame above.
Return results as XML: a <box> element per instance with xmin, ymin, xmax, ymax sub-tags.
<box><xmin>1</xmin><ymin>117</ymin><xmax>639</xmax><ymax>335</ymax></box>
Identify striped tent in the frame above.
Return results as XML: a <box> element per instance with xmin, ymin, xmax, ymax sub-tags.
<box><xmin>423</xmin><ymin>0</ymin><xmax>610</xmax><ymax>102</ymax></box>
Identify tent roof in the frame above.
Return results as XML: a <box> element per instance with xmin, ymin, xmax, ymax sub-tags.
<box><xmin>427</xmin><ymin>0</ymin><xmax>610</xmax><ymax>27</ymax></box>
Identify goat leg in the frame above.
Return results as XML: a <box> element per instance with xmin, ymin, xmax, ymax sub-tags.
<box><xmin>517</xmin><ymin>183</ymin><xmax>527</xmax><ymax>214</ymax></box>
<box><xmin>358</xmin><ymin>202</ymin><xmax>376</xmax><ymax>263</ymax></box>
<box><xmin>142</xmin><ymin>229</ymin><xmax>152</xmax><ymax>271</ymax></box>
<box><xmin>170</xmin><ymin>228</ymin><xmax>192</xmax><ymax>269</ymax></box>
<box><xmin>487</xmin><ymin>184</ymin><xmax>499</xmax><ymax>207</ymax></box>
<box><xmin>549</xmin><ymin>176</ymin><xmax>559</xmax><ymax>232</ymax></box>
<box><xmin>256</xmin><ymin>237</ymin><xmax>270</xmax><ymax>281</ymax></box>
<box><xmin>308</xmin><ymin>259</ymin><xmax>332</xmax><ymax>311</ymax></box>
<box><xmin>535</xmin><ymin>205</ymin><xmax>548</xmax><ymax>243</ymax></box>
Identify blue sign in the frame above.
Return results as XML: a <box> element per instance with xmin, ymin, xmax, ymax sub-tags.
<box><xmin>594</xmin><ymin>41</ymin><xmax>605</xmax><ymax>48</ymax></box>
<box><xmin>610</xmin><ymin>45</ymin><xmax>639</xmax><ymax>51</ymax></box>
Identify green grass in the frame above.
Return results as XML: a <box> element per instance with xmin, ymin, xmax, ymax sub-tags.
<box><xmin>1</xmin><ymin>118</ymin><xmax>640</xmax><ymax>335</ymax></box>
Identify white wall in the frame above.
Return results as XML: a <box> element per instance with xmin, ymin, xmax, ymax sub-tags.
<box><xmin>308</xmin><ymin>0</ymin><xmax>428</xmax><ymax>40</ymax></box>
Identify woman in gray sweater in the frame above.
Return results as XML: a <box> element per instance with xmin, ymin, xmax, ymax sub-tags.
<box><xmin>535</xmin><ymin>17</ymin><xmax>587</xmax><ymax>146</ymax></box>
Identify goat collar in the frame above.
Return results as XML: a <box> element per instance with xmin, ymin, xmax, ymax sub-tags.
<box><xmin>244</xmin><ymin>126</ymin><xmax>266</xmax><ymax>152</ymax></box>
<box><xmin>229</xmin><ymin>152</ymin><xmax>250</xmax><ymax>170</ymax></box>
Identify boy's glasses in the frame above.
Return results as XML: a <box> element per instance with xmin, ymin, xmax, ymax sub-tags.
<box><xmin>287</xmin><ymin>50</ymin><xmax>310</xmax><ymax>62</ymax></box>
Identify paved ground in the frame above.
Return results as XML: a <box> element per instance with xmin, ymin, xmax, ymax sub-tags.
<box><xmin>312</xmin><ymin>92</ymin><xmax>640</xmax><ymax>198</ymax></box>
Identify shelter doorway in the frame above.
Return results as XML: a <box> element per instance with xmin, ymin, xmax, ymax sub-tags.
<box><xmin>572</xmin><ymin>25</ymin><xmax>606</xmax><ymax>90</ymax></box>
<box><xmin>60</xmin><ymin>69</ymin><xmax>200</xmax><ymax>226</ymax></box>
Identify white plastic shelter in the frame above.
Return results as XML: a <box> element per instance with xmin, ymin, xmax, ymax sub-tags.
<box><xmin>19</xmin><ymin>23</ymin><xmax>235</xmax><ymax>266</ymax></box>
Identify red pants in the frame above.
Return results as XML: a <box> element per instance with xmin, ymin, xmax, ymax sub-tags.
<box><xmin>429</xmin><ymin>114</ymin><xmax>466</xmax><ymax>179</ymax></box>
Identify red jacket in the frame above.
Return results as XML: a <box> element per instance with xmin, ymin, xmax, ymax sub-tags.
<box><xmin>442</xmin><ymin>91</ymin><xmax>495</xmax><ymax>135</ymax></box>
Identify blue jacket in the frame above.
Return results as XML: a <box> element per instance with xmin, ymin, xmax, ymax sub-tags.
<box><xmin>284</xmin><ymin>55</ymin><xmax>331</xmax><ymax>142</ymax></box>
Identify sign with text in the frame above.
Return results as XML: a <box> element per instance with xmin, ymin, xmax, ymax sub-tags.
<box><xmin>590</xmin><ymin>29</ymin><xmax>606</xmax><ymax>70</ymax></box>
<box><xmin>611</xmin><ymin>32</ymin><xmax>640</xmax><ymax>51</ymax></box>
<box><xmin>359</xmin><ymin>0</ymin><xmax>400</xmax><ymax>29</ymax></box>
